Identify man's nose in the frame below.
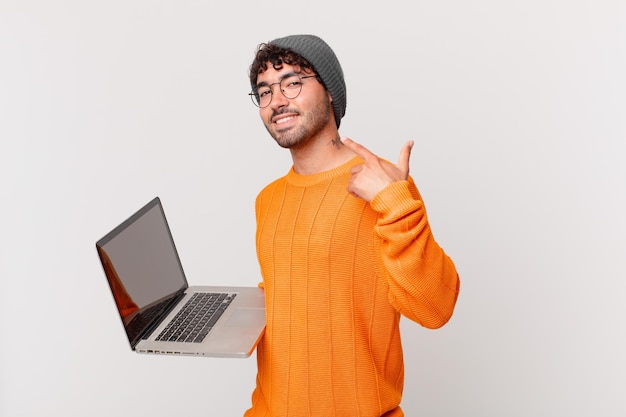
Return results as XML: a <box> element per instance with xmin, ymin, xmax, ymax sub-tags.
<box><xmin>269</xmin><ymin>84</ymin><xmax>289</xmax><ymax>108</ymax></box>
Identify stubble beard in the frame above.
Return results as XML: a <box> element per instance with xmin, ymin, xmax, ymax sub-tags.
<box><xmin>265</xmin><ymin>97</ymin><xmax>333</xmax><ymax>149</ymax></box>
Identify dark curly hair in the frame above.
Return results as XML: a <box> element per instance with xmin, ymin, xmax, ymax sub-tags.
<box><xmin>248</xmin><ymin>42</ymin><xmax>324</xmax><ymax>90</ymax></box>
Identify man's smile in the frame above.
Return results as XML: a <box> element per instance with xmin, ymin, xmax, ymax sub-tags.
<box><xmin>275</xmin><ymin>115</ymin><xmax>296</xmax><ymax>125</ymax></box>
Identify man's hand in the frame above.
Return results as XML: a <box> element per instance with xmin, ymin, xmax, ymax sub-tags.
<box><xmin>341</xmin><ymin>137</ymin><xmax>414</xmax><ymax>202</ymax></box>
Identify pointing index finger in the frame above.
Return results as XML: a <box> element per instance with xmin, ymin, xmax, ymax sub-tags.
<box><xmin>340</xmin><ymin>137</ymin><xmax>378</xmax><ymax>163</ymax></box>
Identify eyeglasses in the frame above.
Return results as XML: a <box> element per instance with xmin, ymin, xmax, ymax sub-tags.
<box><xmin>249</xmin><ymin>75</ymin><xmax>316</xmax><ymax>108</ymax></box>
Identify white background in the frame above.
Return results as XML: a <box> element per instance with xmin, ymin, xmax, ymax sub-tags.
<box><xmin>1</xmin><ymin>1</ymin><xmax>625</xmax><ymax>416</ymax></box>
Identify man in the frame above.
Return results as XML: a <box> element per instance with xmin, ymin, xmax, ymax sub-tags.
<box><xmin>245</xmin><ymin>34</ymin><xmax>460</xmax><ymax>417</ymax></box>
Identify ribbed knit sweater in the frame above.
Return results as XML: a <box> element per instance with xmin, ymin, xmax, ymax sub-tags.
<box><xmin>244</xmin><ymin>156</ymin><xmax>460</xmax><ymax>417</ymax></box>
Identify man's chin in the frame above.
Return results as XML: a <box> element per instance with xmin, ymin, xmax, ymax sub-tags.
<box><xmin>273</xmin><ymin>137</ymin><xmax>300</xmax><ymax>149</ymax></box>
<box><xmin>271</xmin><ymin>130</ymin><xmax>305</xmax><ymax>149</ymax></box>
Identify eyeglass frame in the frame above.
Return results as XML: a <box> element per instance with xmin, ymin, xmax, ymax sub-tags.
<box><xmin>249</xmin><ymin>74</ymin><xmax>317</xmax><ymax>108</ymax></box>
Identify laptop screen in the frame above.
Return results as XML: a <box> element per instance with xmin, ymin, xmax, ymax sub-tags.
<box><xmin>96</xmin><ymin>197</ymin><xmax>188</xmax><ymax>347</ymax></box>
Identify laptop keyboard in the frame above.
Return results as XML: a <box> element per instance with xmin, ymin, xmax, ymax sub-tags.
<box><xmin>156</xmin><ymin>292</ymin><xmax>237</xmax><ymax>343</ymax></box>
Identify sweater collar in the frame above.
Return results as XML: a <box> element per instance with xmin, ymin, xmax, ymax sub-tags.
<box><xmin>285</xmin><ymin>156</ymin><xmax>362</xmax><ymax>187</ymax></box>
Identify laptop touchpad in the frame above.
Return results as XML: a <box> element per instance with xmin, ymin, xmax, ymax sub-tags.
<box><xmin>226</xmin><ymin>308</ymin><xmax>265</xmax><ymax>327</ymax></box>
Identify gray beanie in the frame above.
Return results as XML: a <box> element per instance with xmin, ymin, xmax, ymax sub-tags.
<box><xmin>270</xmin><ymin>34</ymin><xmax>346</xmax><ymax>128</ymax></box>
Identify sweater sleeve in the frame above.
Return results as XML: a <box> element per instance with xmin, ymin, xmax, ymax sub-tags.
<box><xmin>369</xmin><ymin>178</ymin><xmax>460</xmax><ymax>329</ymax></box>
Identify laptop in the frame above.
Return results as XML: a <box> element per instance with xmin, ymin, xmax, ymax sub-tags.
<box><xmin>95</xmin><ymin>196</ymin><xmax>266</xmax><ymax>358</ymax></box>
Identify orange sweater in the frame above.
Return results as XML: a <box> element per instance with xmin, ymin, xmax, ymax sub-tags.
<box><xmin>245</xmin><ymin>157</ymin><xmax>460</xmax><ymax>417</ymax></box>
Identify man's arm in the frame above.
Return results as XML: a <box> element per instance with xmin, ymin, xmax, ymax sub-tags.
<box><xmin>370</xmin><ymin>178</ymin><xmax>460</xmax><ymax>328</ymax></box>
<box><xmin>341</xmin><ymin>137</ymin><xmax>460</xmax><ymax>328</ymax></box>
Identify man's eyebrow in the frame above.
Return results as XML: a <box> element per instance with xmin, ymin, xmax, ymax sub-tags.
<box><xmin>255</xmin><ymin>72</ymin><xmax>299</xmax><ymax>88</ymax></box>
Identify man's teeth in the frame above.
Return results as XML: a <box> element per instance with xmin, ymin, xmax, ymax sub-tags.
<box><xmin>276</xmin><ymin>116</ymin><xmax>295</xmax><ymax>125</ymax></box>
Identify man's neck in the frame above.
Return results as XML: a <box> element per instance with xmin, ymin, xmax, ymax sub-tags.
<box><xmin>290</xmin><ymin>132</ymin><xmax>355</xmax><ymax>175</ymax></box>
